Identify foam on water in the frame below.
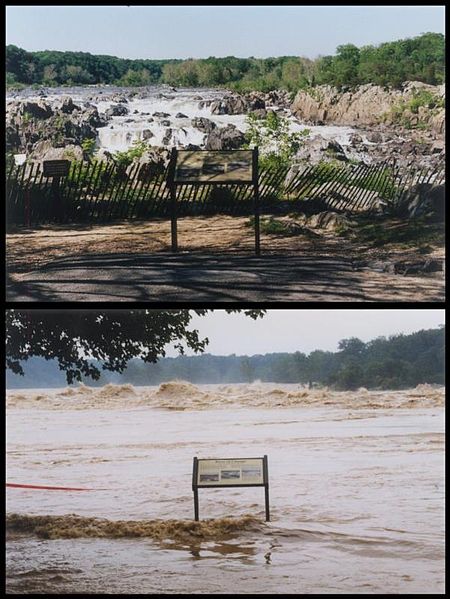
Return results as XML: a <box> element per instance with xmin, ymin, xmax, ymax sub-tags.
<box><xmin>7</xmin><ymin>513</ymin><xmax>263</xmax><ymax>541</ymax></box>
<box><xmin>6</xmin><ymin>381</ymin><xmax>445</xmax><ymax>411</ymax></box>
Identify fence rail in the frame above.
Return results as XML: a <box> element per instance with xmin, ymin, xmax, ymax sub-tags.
<box><xmin>6</xmin><ymin>158</ymin><xmax>445</xmax><ymax>226</ymax></box>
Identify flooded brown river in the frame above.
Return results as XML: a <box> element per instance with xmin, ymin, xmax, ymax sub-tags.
<box><xmin>6</xmin><ymin>382</ymin><xmax>445</xmax><ymax>594</ymax></box>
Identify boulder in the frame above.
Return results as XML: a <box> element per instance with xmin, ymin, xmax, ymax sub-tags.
<box><xmin>153</xmin><ymin>111</ymin><xmax>170</xmax><ymax>118</ymax></box>
<box><xmin>142</xmin><ymin>129</ymin><xmax>154</xmax><ymax>140</ymax></box>
<box><xmin>349</xmin><ymin>133</ymin><xmax>363</xmax><ymax>145</ymax></box>
<box><xmin>191</xmin><ymin>117</ymin><xmax>217</xmax><ymax>134</ymax></box>
<box><xmin>60</xmin><ymin>96</ymin><xmax>80</xmax><ymax>114</ymax></box>
<box><xmin>82</xmin><ymin>106</ymin><xmax>109</xmax><ymax>128</ymax></box>
<box><xmin>105</xmin><ymin>104</ymin><xmax>129</xmax><ymax>117</ymax></box>
<box><xmin>205</xmin><ymin>124</ymin><xmax>245</xmax><ymax>150</ymax></box>
<box><xmin>29</xmin><ymin>141</ymin><xmax>83</xmax><ymax>162</ymax></box>
<box><xmin>175</xmin><ymin>112</ymin><xmax>188</xmax><ymax>118</ymax></box>
<box><xmin>210</xmin><ymin>95</ymin><xmax>248</xmax><ymax>115</ymax></box>
<box><xmin>430</xmin><ymin>140</ymin><xmax>445</xmax><ymax>154</ymax></box>
<box><xmin>295</xmin><ymin>135</ymin><xmax>348</xmax><ymax>164</ymax></box>
<box><xmin>306</xmin><ymin>211</ymin><xmax>354</xmax><ymax>231</ymax></box>
<box><xmin>366</xmin><ymin>131</ymin><xmax>383</xmax><ymax>143</ymax></box>
<box><xmin>21</xmin><ymin>101</ymin><xmax>53</xmax><ymax>120</ymax></box>
<box><xmin>198</xmin><ymin>99</ymin><xmax>213</xmax><ymax>110</ymax></box>
<box><xmin>111</xmin><ymin>95</ymin><xmax>128</xmax><ymax>103</ymax></box>
<box><xmin>162</xmin><ymin>128</ymin><xmax>173</xmax><ymax>145</ymax></box>
<box><xmin>400</xmin><ymin>182</ymin><xmax>445</xmax><ymax>219</ymax></box>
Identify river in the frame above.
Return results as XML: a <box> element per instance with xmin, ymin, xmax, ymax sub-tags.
<box><xmin>6</xmin><ymin>382</ymin><xmax>445</xmax><ymax>594</ymax></box>
<box><xmin>7</xmin><ymin>85</ymin><xmax>363</xmax><ymax>157</ymax></box>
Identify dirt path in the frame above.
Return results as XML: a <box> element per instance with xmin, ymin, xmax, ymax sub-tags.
<box><xmin>6</xmin><ymin>216</ymin><xmax>445</xmax><ymax>302</ymax></box>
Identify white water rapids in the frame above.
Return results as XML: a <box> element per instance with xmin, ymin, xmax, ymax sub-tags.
<box><xmin>7</xmin><ymin>85</ymin><xmax>364</xmax><ymax>156</ymax></box>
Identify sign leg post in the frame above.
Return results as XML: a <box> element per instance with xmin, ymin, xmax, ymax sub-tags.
<box><xmin>253</xmin><ymin>147</ymin><xmax>260</xmax><ymax>256</ymax></box>
<box><xmin>171</xmin><ymin>183</ymin><xmax>178</xmax><ymax>253</ymax></box>
<box><xmin>194</xmin><ymin>489</ymin><xmax>199</xmax><ymax>521</ymax></box>
<box><xmin>25</xmin><ymin>189</ymin><xmax>30</xmax><ymax>227</ymax></box>
<box><xmin>264</xmin><ymin>484</ymin><xmax>270</xmax><ymax>522</ymax></box>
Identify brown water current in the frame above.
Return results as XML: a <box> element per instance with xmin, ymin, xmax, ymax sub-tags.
<box><xmin>6</xmin><ymin>382</ymin><xmax>445</xmax><ymax>594</ymax></box>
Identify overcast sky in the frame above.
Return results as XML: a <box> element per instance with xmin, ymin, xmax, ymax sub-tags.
<box><xmin>6</xmin><ymin>5</ymin><xmax>445</xmax><ymax>59</ymax></box>
<box><xmin>166</xmin><ymin>309</ymin><xmax>445</xmax><ymax>357</ymax></box>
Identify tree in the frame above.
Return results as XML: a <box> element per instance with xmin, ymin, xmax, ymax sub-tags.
<box><xmin>5</xmin><ymin>309</ymin><xmax>265</xmax><ymax>384</ymax></box>
<box><xmin>244</xmin><ymin>111</ymin><xmax>310</xmax><ymax>169</ymax></box>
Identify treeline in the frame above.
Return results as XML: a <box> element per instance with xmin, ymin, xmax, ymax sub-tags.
<box><xmin>6</xmin><ymin>32</ymin><xmax>445</xmax><ymax>92</ymax></box>
<box><xmin>6</xmin><ymin>327</ymin><xmax>444</xmax><ymax>390</ymax></box>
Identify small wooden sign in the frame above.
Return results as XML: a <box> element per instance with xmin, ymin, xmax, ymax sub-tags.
<box><xmin>192</xmin><ymin>455</ymin><xmax>270</xmax><ymax>521</ymax></box>
<box><xmin>43</xmin><ymin>160</ymin><xmax>71</xmax><ymax>177</ymax></box>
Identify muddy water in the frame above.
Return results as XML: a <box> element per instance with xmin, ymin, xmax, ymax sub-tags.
<box><xmin>6</xmin><ymin>383</ymin><xmax>445</xmax><ymax>594</ymax></box>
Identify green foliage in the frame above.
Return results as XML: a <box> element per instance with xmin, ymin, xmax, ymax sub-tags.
<box><xmin>385</xmin><ymin>89</ymin><xmax>445</xmax><ymax>129</ymax></box>
<box><xmin>244</xmin><ymin>111</ymin><xmax>309</xmax><ymax>169</ymax></box>
<box><xmin>316</xmin><ymin>32</ymin><xmax>445</xmax><ymax>89</ymax></box>
<box><xmin>6</xmin><ymin>33</ymin><xmax>444</xmax><ymax>92</ymax></box>
<box><xmin>81</xmin><ymin>138</ymin><xmax>97</xmax><ymax>160</ymax></box>
<box><xmin>112</xmin><ymin>141</ymin><xmax>148</xmax><ymax>169</ymax></box>
<box><xmin>21</xmin><ymin>110</ymin><xmax>34</xmax><ymax>124</ymax></box>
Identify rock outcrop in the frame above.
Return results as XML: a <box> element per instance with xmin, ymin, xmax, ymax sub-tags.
<box><xmin>6</xmin><ymin>98</ymin><xmax>110</xmax><ymax>156</ymax></box>
<box><xmin>291</xmin><ymin>82</ymin><xmax>445</xmax><ymax>137</ymax></box>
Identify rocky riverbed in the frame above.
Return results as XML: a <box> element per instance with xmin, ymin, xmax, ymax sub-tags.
<box><xmin>6</xmin><ymin>83</ymin><xmax>445</xmax><ymax>172</ymax></box>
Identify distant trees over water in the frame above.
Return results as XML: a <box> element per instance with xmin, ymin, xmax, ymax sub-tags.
<box><xmin>7</xmin><ymin>327</ymin><xmax>445</xmax><ymax>390</ymax></box>
<box><xmin>6</xmin><ymin>32</ymin><xmax>445</xmax><ymax>92</ymax></box>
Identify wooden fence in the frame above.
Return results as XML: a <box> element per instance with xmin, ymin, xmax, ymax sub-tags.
<box><xmin>6</xmin><ymin>157</ymin><xmax>445</xmax><ymax>226</ymax></box>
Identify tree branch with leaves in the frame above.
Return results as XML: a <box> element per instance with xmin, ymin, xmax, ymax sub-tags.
<box><xmin>5</xmin><ymin>309</ymin><xmax>265</xmax><ymax>384</ymax></box>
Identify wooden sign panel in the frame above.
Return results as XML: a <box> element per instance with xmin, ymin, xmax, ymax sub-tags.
<box><xmin>192</xmin><ymin>455</ymin><xmax>270</xmax><ymax>521</ymax></box>
<box><xmin>197</xmin><ymin>458</ymin><xmax>265</xmax><ymax>487</ymax></box>
<box><xmin>174</xmin><ymin>150</ymin><xmax>254</xmax><ymax>184</ymax></box>
<box><xmin>43</xmin><ymin>160</ymin><xmax>71</xmax><ymax>177</ymax></box>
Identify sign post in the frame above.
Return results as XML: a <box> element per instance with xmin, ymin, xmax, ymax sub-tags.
<box><xmin>168</xmin><ymin>149</ymin><xmax>259</xmax><ymax>254</ymax></box>
<box><xmin>43</xmin><ymin>160</ymin><xmax>71</xmax><ymax>222</ymax></box>
<box><xmin>168</xmin><ymin>149</ymin><xmax>178</xmax><ymax>252</ymax></box>
<box><xmin>253</xmin><ymin>147</ymin><xmax>260</xmax><ymax>256</ymax></box>
<box><xmin>192</xmin><ymin>455</ymin><xmax>270</xmax><ymax>521</ymax></box>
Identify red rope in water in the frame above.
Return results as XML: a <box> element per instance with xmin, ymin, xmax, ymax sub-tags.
<box><xmin>6</xmin><ymin>483</ymin><xmax>99</xmax><ymax>491</ymax></box>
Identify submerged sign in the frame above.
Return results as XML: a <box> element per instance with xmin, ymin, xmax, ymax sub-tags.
<box><xmin>192</xmin><ymin>455</ymin><xmax>270</xmax><ymax>521</ymax></box>
<box><xmin>174</xmin><ymin>150</ymin><xmax>254</xmax><ymax>184</ymax></box>
<box><xmin>197</xmin><ymin>458</ymin><xmax>265</xmax><ymax>486</ymax></box>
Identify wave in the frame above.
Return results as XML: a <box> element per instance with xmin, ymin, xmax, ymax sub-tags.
<box><xmin>6</xmin><ymin>381</ymin><xmax>445</xmax><ymax>411</ymax></box>
<box><xmin>6</xmin><ymin>513</ymin><xmax>263</xmax><ymax>541</ymax></box>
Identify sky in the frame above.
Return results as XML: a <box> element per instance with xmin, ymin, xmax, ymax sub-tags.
<box><xmin>166</xmin><ymin>309</ymin><xmax>446</xmax><ymax>357</ymax></box>
<box><xmin>5</xmin><ymin>5</ymin><xmax>445</xmax><ymax>60</ymax></box>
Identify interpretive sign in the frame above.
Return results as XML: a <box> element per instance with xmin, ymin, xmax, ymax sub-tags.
<box><xmin>192</xmin><ymin>455</ymin><xmax>269</xmax><ymax>521</ymax></box>
<box><xmin>174</xmin><ymin>150</ymin><xmax>254</xmax><ymax>184</ymax></box>
<box><xmin>43</xmin><ymin>160</ymin><xmax>71</xmax><ymax>177</ymax></box>
<box><xmin>166</xmin><ymin>148</ymin><xmax>260</xmax><ymax>254</ymax></box>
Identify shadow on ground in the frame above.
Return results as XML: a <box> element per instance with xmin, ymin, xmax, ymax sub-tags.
<box><xmin>6</xmin><ymin>251</ymin><xmax>444</xmax><ymax>303</ymax></box>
